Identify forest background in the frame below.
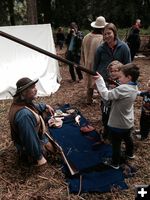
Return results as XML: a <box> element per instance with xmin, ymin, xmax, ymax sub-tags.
<box><xmin>0</xmin><ymin>1</ymin><xmax>150</xmax><ymax>200</ymax></box>
<box><xmin>0</xmin><ymin>0</ymin><xmax>150</xmax><ymax>36</ymax></box>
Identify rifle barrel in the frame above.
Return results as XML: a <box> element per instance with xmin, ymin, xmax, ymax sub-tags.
<box><xmin>0</xmin><ymin>31</ymin><xmax>96</xmax><ymax>76</ymax></box>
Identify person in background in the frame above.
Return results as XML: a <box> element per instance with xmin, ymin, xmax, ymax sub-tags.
<box><xmin>136</xmin><ymin>79</ymin><xmax>150</xmax><ymax>140</ymax></box>
<box><xmin>65</xmin><ymin>22</ymin><xmax>83</xmax><ymax>83</ymax></box>
<box><xmin>101</xmin><ymin>60</ymin><xmax>123</xmax><ymax>140</ymax></box>
<box><xmin>94</xmin><ymin>63</ymin><xmax>140</xmax><ymax>169</ymax></box>
<box><xmin>56</xmin><ymin>27</ymin><xmax>65</xmax><ymax>50</ymax></box>
<box><xmin>80</xmin><ymin>16</ymin><xmax>107</xmax><ymax>104</ymax></box>
<box><xmin>93</xmin><ymin>23</ymin><xmax>131</xmax><ymax>81</ymax></box>
<box><xmin>8</xmin><ymin>77</ymin><xmax>55</xmax><ymax>166</ymax></box>
<box><xmin>126</xmin><ymin>19</ymin><xmax>142</xmax><ymax>61</ymax></box>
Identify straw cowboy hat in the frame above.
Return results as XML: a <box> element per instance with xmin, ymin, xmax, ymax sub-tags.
<box><xmin>91</xmin><ymin>16</ymin><xmax>108</xmax><ymax>28</ymax></box>
<box><xmin>14</xmin><ymin>77</ymin><xmax>38</xmax><ymax>96</ymax></box>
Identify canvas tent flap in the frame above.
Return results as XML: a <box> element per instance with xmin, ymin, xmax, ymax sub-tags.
<box><xmin>0</xmin><ymin>24</ymin><xmax>61</xmax><ymax>100</ymax></box>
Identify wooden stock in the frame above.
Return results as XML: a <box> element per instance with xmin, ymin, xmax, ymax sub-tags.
<box><xmin>44</xmin><ymin>132</ymin><xmax>79</xmax><ymax>175</ymax></box>
<box><xmin>0</xmin><ymin>31</ymin><xmax>96</xmax><ymax>76</ymax></box>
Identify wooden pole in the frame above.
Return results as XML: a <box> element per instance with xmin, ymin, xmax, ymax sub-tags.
<box><xmin>0</xmin><ymin>31</ymin><xmax>96</xmax><ymax>76</ymax></box>
<box><xmin>45</xmin><ymin>132</ymin><xmax>79</xmax><ymax>175</ymax></box>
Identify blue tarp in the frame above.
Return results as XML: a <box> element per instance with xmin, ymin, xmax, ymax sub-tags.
<box><xmin>48</xmin><ymin>104</ymin><xmax>128</xmax><ymax>193</ymax></box>
<box><xmin>68</xmin><ymin>169</ymin><xmax>128</xmax><ymax>193</ymax></box>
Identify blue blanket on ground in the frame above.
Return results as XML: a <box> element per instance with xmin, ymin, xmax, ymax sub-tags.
<box><xmin>48</xmin><ymin>104</ymin><xmax>128</xmax><ymax>193</ymax></box>
<box><xmin>68</xmin><ymin>169</ymin><xmax>127</xmax><ymax>193</ymax></box>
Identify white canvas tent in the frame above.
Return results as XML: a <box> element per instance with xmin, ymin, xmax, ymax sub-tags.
<box><xmin>0</xmin><ymin>24</ymin><xmax>61</xmax><ymax>100</ymax></box>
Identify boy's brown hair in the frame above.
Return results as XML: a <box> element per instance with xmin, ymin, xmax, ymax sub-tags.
<box><xmin>120</xmin><ymin>63</ymin><xmax>140</xmax><ymax>82</ymax></box>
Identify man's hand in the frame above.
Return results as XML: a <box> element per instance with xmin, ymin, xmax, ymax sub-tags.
<box><xmin>46</xmin><ymin>105</ymin><xmax>55</xmax><ymax>116</ymax></box>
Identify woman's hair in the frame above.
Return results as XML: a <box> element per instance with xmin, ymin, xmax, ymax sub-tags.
<box><xmin>104</xmin><ymin>23</ymin><xmax>118</xmax><ymax>39</ymax></box>
<box><xmin>121</xmin><ymin>63</ymin><xmax>140</xmax><ymax>82</ymax></box>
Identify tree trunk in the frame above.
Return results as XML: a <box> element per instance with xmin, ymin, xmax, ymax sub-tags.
<box><xmin>26</xmin><ymin>0</ymin><xmax>38</xmax><ymax>24</ymax></box>
<box><xmin>8</xmin><ymin>0</ymin><xmax>15</xmax><ymax>25</ymax></box>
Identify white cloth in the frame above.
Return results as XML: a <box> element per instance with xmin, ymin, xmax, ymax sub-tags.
<box><xmin>0</xmin><ymin>24</ymin><xmax>61</xmax><ymax>99</ymax></box>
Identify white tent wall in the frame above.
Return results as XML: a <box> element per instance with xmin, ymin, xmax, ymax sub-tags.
<box><xmin>0</xmin><ymin>24</ymin><xmax>61</xmax><ymax>100</ymax></box>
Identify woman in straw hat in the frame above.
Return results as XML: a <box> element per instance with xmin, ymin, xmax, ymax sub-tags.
<box><xmin>8</xmin><ymin>77</ymin><xmax>55</xmax><ymax>166</ymax></box>
<box><xmin>80</xmin><ymin>16</ymin><xmax>108</xmax><ymax>104</ymax></box>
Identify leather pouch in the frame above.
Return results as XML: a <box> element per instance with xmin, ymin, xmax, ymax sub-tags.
<box><xmin>80</xmin><ymin>125</ymin><xmax>95</xmax><ymax>133</ymax></box>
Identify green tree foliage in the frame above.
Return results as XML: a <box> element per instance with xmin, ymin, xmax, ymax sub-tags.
<box><xmin>8</xmin><ymin>0</ymin><xmax>15</xmax><ymax>25</ymax></box>
<box><xmin>26</xmin><ymin>0</ymin><xmax>38</xmax><ymax>24</ymax></box>
<box><xmin>37</xmin><ymin>0</ymin><xmax>51</xmax><ymax>23</ymax></box>
<box><xmin>0</xmin><ymin>1</ymin><xmax>10</xmax><ymax>25</ymax></box>
<box><xmin>0</xmin><ymin>0</ymin><xmax>150</xmax><ymax>29</ymax></box>
<box><xmin>47</xmin><ymin>0</ymin><xmax>91</xmax><ymax>28</ymax></box>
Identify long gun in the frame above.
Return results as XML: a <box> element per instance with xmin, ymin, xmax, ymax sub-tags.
<box><xmin>0</xmin><ymin>31</ymin><xmax>120</xmax><ymax>86</ymax></box>
<box><xmin>0</xmin><ymin>31</ymin><xmax>96</xmax><ymax>76</ymax></box>
<box><xmin>106</xmin><ymin>78</ymin><xmax>120</xmax><ymax>86</ymax></box>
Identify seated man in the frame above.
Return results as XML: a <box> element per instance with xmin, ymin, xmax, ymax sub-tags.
<box><xmin>8</xmin><ymin>77</ymin><xmax>54</xmax><ymax>166</ymax></box>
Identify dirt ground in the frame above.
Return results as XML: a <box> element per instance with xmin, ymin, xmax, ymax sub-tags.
<box><xmin>0</xmin><ymin>52</ymin><xmax>150</xmax><ymax>200</ymax></box>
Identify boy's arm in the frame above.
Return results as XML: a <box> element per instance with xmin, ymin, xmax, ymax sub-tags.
<box><xmin>137</xmin><ymin>90</ymin><xmax>142</xmax><ymax>96</ymax></box>
<box><xmin>94</xmin><ymin>72</ymin><xmax>109</xmax><ymax>100</ymax></box>
<box><xmin>139</xmin><ymin>83</ymin><xmax>150</xmax><ymax>96</ymax></box>
<box><xmin>94</xmin><ymin>72</ymin><xmax>123</xmax><ymax>101</ymax></box>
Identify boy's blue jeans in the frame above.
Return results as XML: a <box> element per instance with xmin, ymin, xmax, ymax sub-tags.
<box><xmin>109</xmin><ymin>128</ymin><xmax>134</xmax><ymax>165</ymax></box>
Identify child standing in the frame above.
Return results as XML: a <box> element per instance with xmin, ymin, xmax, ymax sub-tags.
<box><xmin>138</xmin><ymin>80</ymin><xmax>150</xmax><ymax>140</ymax></box>
<box><xmin>101</xmin><ymin>60</ymin><xmax>122</xmax><ymax>140</ymax></box>
<box><xmin>94</xmin><ymin>63</ymin><xmax>140</xmax><ymax>169</ymax></box>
